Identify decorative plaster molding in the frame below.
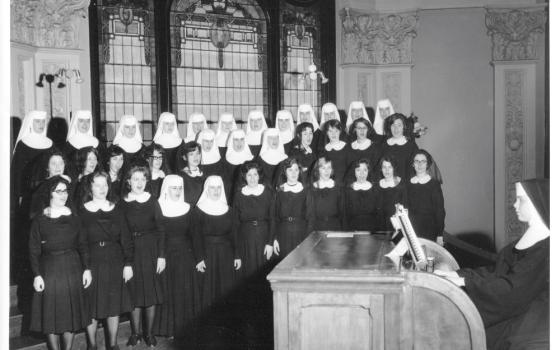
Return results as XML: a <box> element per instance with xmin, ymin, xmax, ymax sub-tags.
<box><xmin>340</xmin><ymin>8</ymin><xmax>418</xmax><ymax>65</ymax></box>
<box><xmin>503</xmin><ymin>68</ymin><xmax>526</xmax><ymax>241</ymax></box>
<box><xmin>11</xmin><ymin>0</ymin><xmax>90</xmax><ymax>49</ymax></box>
<box><xmin>485</xmin><ymin>6</ymin><xmax>547</xmax><ymax>61</ymax></box>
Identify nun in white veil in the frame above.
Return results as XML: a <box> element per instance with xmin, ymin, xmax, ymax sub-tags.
<box><xmin>275</xmin><ymin>110</ymin><xmax>295</xmax><ymax>154</ymax></box>
<box><xmin>193</xmin><ymin>175</ymin><xmax>241</xmax><ymax>309</ymax></box>
<box><xmin>196</xmin><ymin>128</ymin><xmax>228</xmax><ymax>181</ymax></box>
<box><xmin>183</xmin><ymin>112</ymin><xmax>208</xmax><ymax>143</ymax></box>
<box><xmin>215</xmin><ymin>112</ymin><xmax>238</xmax><ymax>150</ymax></box>
<box><xmin>296</xmin><ymin>104</ymin><xmax>321</xmax><ymax>153</ymax></box>
<box><xmin>224</xmin><ymin>129</ymin><xmax>254</xmax><ymax>198</ymax></box>
<box><xmin>12</xmin><ymin>110</ymin><xmax>54</xmax><ymax>206</ymax></box>
<box><xmin>373</xmin><ymin>99</ymin><xmax>395</xmax><ymax>136</ymax></box>
<box><xmin>112</xmin><ymin>115</ymin><xmax>145</xmax><ymax>163</ymax></box>
<box><xmin>256</xmin><ymin>128</ymin><xmax>288</xmax><ymax>187</ymax></box>
<box><xmin>153</xmin><ymin>112</ymin><xmax>183</xmax><ymax>173</ymax></box>
<box><xmin>153</xmin><ymin>174</ymin><xmax>200</xmax><ymax>338</ymax></box>
<box><xmin>346</xmin><ymin>101</ymin><xmax>369</xmax><ymax>131</ymax></box>
<box><xmin>319</xmin><ymin>102</ymin><xmax>341</xmax><ymax>127</ymax></box>
<box><xmin>245</xmin><ymin>110</ymin><xmax>267</xmax><ymax>157</ymax></box>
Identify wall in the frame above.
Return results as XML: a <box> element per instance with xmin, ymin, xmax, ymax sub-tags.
<box><xmin>411</xmin><ymin>8</ymin><xmax>494</xmax><ymax>239</ymax></box>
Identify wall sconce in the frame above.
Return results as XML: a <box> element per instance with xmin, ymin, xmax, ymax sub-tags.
<box><xmin>36</xmin><ymin>69</ymin><xmax>83</xmax><ymax>120</ymax></box>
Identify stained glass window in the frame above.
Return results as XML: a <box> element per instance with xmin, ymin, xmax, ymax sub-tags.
<box><xmin>280</xmin><ymin>1</ymin><xmax>323</xmax><ymax>119</ymax></box>
<box><xmin>170</xmin><ymin>0</ymin><xmax>269</xmax><ymax>129</ymax></box>
<box><xmin>96</xmin><ymin>0</ymin><xmax>157</xmax><ymax>143</ymax></box>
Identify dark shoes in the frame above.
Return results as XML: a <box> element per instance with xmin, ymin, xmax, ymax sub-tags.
<box><xmin>144</xmin><ymin>334</ymin><xmax>158</xmax><ymax>347</ymax></box>
<box><xmin>126</xmin><ymin>333</ymin><xmax>142</xmax><ymax>346</ymax></box>
<box><xmin>110</xmin><ymin>346</ymin><xmax>121</xmax><ymax>350</ymax></box>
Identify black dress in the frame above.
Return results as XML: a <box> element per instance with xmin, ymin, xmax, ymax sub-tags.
<box><xmin>153</xmin><ymin>142</ymin><xmax>182</xmax><ymax>174</ymax></box>
<box><xmin>271</xmin><ymin>186</ymin><xmax>313</xmax><ymax>258</ymax></box>
<box><xmin>345</xmin><ymin>185</ymin><xmax>377</xmax><ymax>232</ymax></box>
<box><xmin>192</xmin><ymin>207</ymin><xmax>239</xmax><ymax>310</ymax></box>
<box><xmin>347</xmin><ymin>143</ymin><xmax>382</xmax><ymax>178</ymax></box>
<box><xmin>255</xmin><ymin>156</ymin><xmax>282</xmax><ymax>188</ymax></box>
<box><xmin>148</xmin><ymin>176</ymin><xmax>164</xmax><ymax>199</ymax></box>
<box><xmin>457</xmin><ymin>238</ymin><xmax>549</xmax><ymax>350</ymax></box>
<box><xmin>29</xmin><ymin>214</ymin><xmax>90</xmax><ymax>334</ymax></box>
<box><xmin>154</xmin><ymin>210</ymin><xmax>201</xmax><ymax>337</ymax></box>
<box><xmin>379</xmin><ymin>140</ymin><xmax>418</xmax><ymax>180</ymax></box>
<box><xmin>11</xmin><ymin>142</ymin><xmax>53</xmax><ymax>207</ymax></box>
<box><xmin>200</xmin><ymin>159</ymin><xmax>231</xmax><ymax>197</ymax></box>
<box><xmin>308</xmin><ymin>185</ymin><xmax>345</xmax><ymax>231</ymax></box>
<box><xmin>288</xmin><ymin>147</ymin><xmax>317</xmax><ymax>186</ymax></box>
<box><xmin>179</xmin><ymin>171</ymin><xmax>205</xmax><ymax>206</ymax></box>
<box><xmin>120</xmin><ymin>196</ymin><xmax>166</xmax><ymax>307</ymax></box>
<box><xmin>375</xmin><ymin>180</ymin><xmax>407</xmax><ymax>232</ymax></box>
<box><xmin>405</xmin><ymin>178</ymin><xmax>445</xmax><ymax>241</ymax></box>
<box><xmin>321</xmin><ymin>144</ymin><xmax>351</xmax><ymax>185</ymax></box>
<box><xmin>232</xmin><ymin>187</ymin><xmax>274</xmax><ymax>280</ymax></box>
<box><xmin>80</xmin><ymin>205</ymin><xmax>133</xmax><ymax>319</ymax></box>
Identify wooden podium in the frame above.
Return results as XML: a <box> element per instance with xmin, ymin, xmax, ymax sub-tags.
<box><xmin>267</xmin><ymin>232</ymin><xmax>486</xmax><ymax>350</ymax></box>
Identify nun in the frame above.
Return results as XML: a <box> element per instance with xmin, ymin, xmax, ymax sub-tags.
<box><xmin>12</xmin><ymin>110</ymin><xmax>54</xmax><ymax>210</ymax></box>
<box><xmin>193</xmin><ymin>176</ymin><xmax>241</xmax><ymax>314</ymax></box>
<box><xmin>256</xmin><ymin>128</ymin><xmax>288</xmax><ymax>188</ymax></box>
<box><xmin>435</xmin><ymin>179</ymin><xmax>549</xmax><ymax>350</ymax></box>
<box><xmin>245</xmin><ymin>110</ymin><xmax>267</xmax><ymax>157</ymax></box>
<box><xmin>346</xmin><ymin>101</ymin><xmax>370</xmax><ymax>131</ymax></box>
<box><xmin>224</xmin><ymin>129</ymin><xmax>254</xmax><ymax>199</ymax></box>
<box><xmin>296</xmin><ymin>104</ymin><xmax>321</xmax><ymax>153</ymax></box>
<box><xmin>153</xmin><ymin>112</ymin><xmax>183</xmax><ymax>173</ymax></box>
<box><xmin>373</xmin><ymin>99</ymin><xmax>395</xmax><ymax>137</ymax></box>
<box><xmin>63</xmin><ymin>110</ymin><xmax>105</xmax><ymax>179</ymax></box>
<box><xmin>197</xmin><ymin>128</ymin><xmax>228</xmax><ymax>184</ymax></box>
<box><xmin>153</xmin><ymin>175</ymin><xmax>200</xmax><ymax>341</ymax></box>
<box><xmin>183</xmin><ymin>112</ymin><xmax>208</xmax><ymax>143</ymax></box>
<box><xmin>112</xmin><ymin>115</ymin><xmax>145</xmax><ymax>168</ymax></box>
<box><xmin>275</xmin><ymin>110</ymin><xmax>295</xmax><ymax>154</ymax></box>
<box><xmin>215</xmin><ymin>112</ymin><xmax>237</xmax><ymax>155</ymax></box>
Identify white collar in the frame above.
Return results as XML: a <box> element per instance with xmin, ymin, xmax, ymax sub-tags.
<box><xmin>325</xmin><ymin>140</ymin><xmax>346</xmax><ymax>151</ymax></box>
<box><xmin>115</xmin><ymin>137</ymin><xmax>143</xmax><ymax>153</ymax></box>
<box><xmin>314</xmin><ymin>178</ymin><xmax>335</xmax><ymax>189</ymax></box>
<box><xmin>21</xmin><ymin>135</ymin><xmax>53</xmax><ymax>150</ymax></box>
<box><xmin>84</xmin><ymin>200</ymin><xmax>115</xmax><ymax>212</ymax></box>
<box><xmin>410</xmin><ymin>174</ymin><xmax>431</xmax><ymax>184</ymax></box>
<box><xmin>152</xmin><ymin>169</ymin><xmax>165</xmax><ymax>180</ymax></box>
<box><xmin>48</xmin><ymin>206</ymin><xmax>72</xmax><ymax>218</ymax></box>
<box><xmin>158</xmin><ymin>199</ymin><xmax>190</xmax><ymax>217</ymax></box>
<box><xmin>68</xmin><ymin>134</ymin><xmax>99</xmax><ymax>149</ymax></box>
<box><xmin>281</xmin><ymin>182</ymin><xmax>303</xmax><ymax>193</ymax></box>
<box><xmin>351</xmin><ymin>139</ymin><xmax>372</xmax><ymax>150</ymax></box>
<box><xmin>387</xmin><ymin>136</ymin><xmax>407</xmax><ymax>146</ymax></box>
<box><xmin>154</xmin><ymin>135</ymin><xmax>182</xmax><ymax>149</ymax></box>
<box><xmin>124</xmin><ymin>191</ymin><xmax>151</xmax><ymax>203</ymax></box>
<box><xmin>379</xmin><ymin>177</ymin><xmax>399</xmax><ymax>188</ymax></box>
<box><xmin>183</xmin><ymin>167</ymin><xmax>203</xmax><ymax>177</ymax></box>
<box><xmin>352</xmin><ymin>181</ymin><xmax>372</xmax><ymax>191</ymax></box>
<box><xmin>241</xmin><ymin>184</ymin><xmax>265</xmax><ymax>196</ymax></box>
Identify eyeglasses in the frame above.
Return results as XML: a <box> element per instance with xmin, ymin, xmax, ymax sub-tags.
<box><xmin>355</xmin><ymin>126</ymin><xmax>368</xmax><ymax>130</ymax></box>
<box><xmin>414</xmin><ymin>160</ymin><xmax>428</xmax><ymax>164</ymax></box>
<box><xmin>53</xmin><ymin>189</ymin><xmax>68</xmax><ymax>194</ymax></box>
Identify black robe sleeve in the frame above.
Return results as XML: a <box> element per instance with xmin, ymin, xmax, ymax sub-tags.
<box><xmin>28</xmin><ymin>218</ymin><xmax>42</xmax><ymax>278</ymax></box>
<box><xmin>118</xmin><ymin>207</ymin><xmax>134</xmax><ymax>266</ymax></box>
<box><xmin>154</xmin><ymin>200</ymin><xmax>166</xmax><ymax>259</ymax></box>
<box><xmin>432</xmin><ymin>181</ymin><xmax>445</xmax><ymax>237</ymax></box>
<box><xmin>192</xmin><ymin>208</ymin><xmax>206</xmax><ymax>263</ymax></box>
<box><xmin>76</xmin><ymin>215</ymin><xmax>90</xmax><ymax>270</ymax></box>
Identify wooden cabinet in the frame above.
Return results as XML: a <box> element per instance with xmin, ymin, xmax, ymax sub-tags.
<box><xmin>267</xmin><ymin>232</ymin><xmax>486</xmax><ymax>350</ymax></box>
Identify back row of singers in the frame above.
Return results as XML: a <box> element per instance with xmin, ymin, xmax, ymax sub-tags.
<box><xmin>12</xmin><ymin>99</ymin><xmax>444</xmax><ymax>236</ymax></box>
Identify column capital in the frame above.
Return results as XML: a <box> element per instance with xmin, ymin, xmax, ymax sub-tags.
<box><xmin>485</xmin><ymin>6</ymin><xmax>547</xmax><ymax>61</ymax></box>
<box><xmin>10</xmin><ymin>0</ymin><xmax>90</xmax><ymax>49</ymax></box>
<box><xmin>340</xmin><ymin>8</ymin><xmax>419</xmax><ymax>65</ymax></box>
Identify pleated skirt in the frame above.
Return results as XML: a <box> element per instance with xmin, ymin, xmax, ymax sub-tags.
<box><xmin>30</xmin><ymin>250</ymin><xmax>90</xmax><ymax>334</ymax></box>
<box><xmin>128</xmin><ymin>234</ymin><xmax>165</xmax><ymax>307</ymax></box>
<box><xmin>87</xmin><ymin>243</ymin><xmax>132</xmax><ymax>319</ymax></box>
<box><xmin>153</xmin><ymin>239</ymin><xmax>200</xmax><ymax>337</ymax></box>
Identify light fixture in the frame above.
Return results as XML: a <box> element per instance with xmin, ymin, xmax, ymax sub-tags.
<box><xmin>295</xmin><ymin>61</ymin><xmax>329</xmax><ymax>84</ymax></box>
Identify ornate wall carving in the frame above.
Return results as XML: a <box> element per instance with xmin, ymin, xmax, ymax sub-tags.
<box><xmin>340</xmin><ymin>8</ymin><xmax>418</xmax><ymax>65</ymax></box>
<box><xmin>485</xmin><ymin>7</ymin><xmax>547</xmax><ymax>61</ymax></box>
<box><xmin>11</xmin><ymin>0</ymin><xmax>90</xmax><ymax>49</ymax></box>
<box><xmin>503</xmin><ymin>69</ymin><xmax>527</xmax><ymax>242</ymax></box>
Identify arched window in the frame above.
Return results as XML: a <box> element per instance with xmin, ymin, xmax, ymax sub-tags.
<box><xmin>94</xmin><ymin>0</ymin><xmax>157</xmax><ymax>143</ymax></box>
<box><xmin>170</xmin><ymin>0</ymin><xmax>269</xmax><ymax>129</ymax></box>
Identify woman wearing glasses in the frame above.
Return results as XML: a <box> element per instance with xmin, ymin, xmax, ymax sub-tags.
<box><xmin>143</xmin><ymin>144</ymin><xmax>169</xmax><ymax>199</ymax></box>
<box><xmin>405</xmin><ymin>149</ymin><xmax>445</xmax><ymax>242</ymax></box>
